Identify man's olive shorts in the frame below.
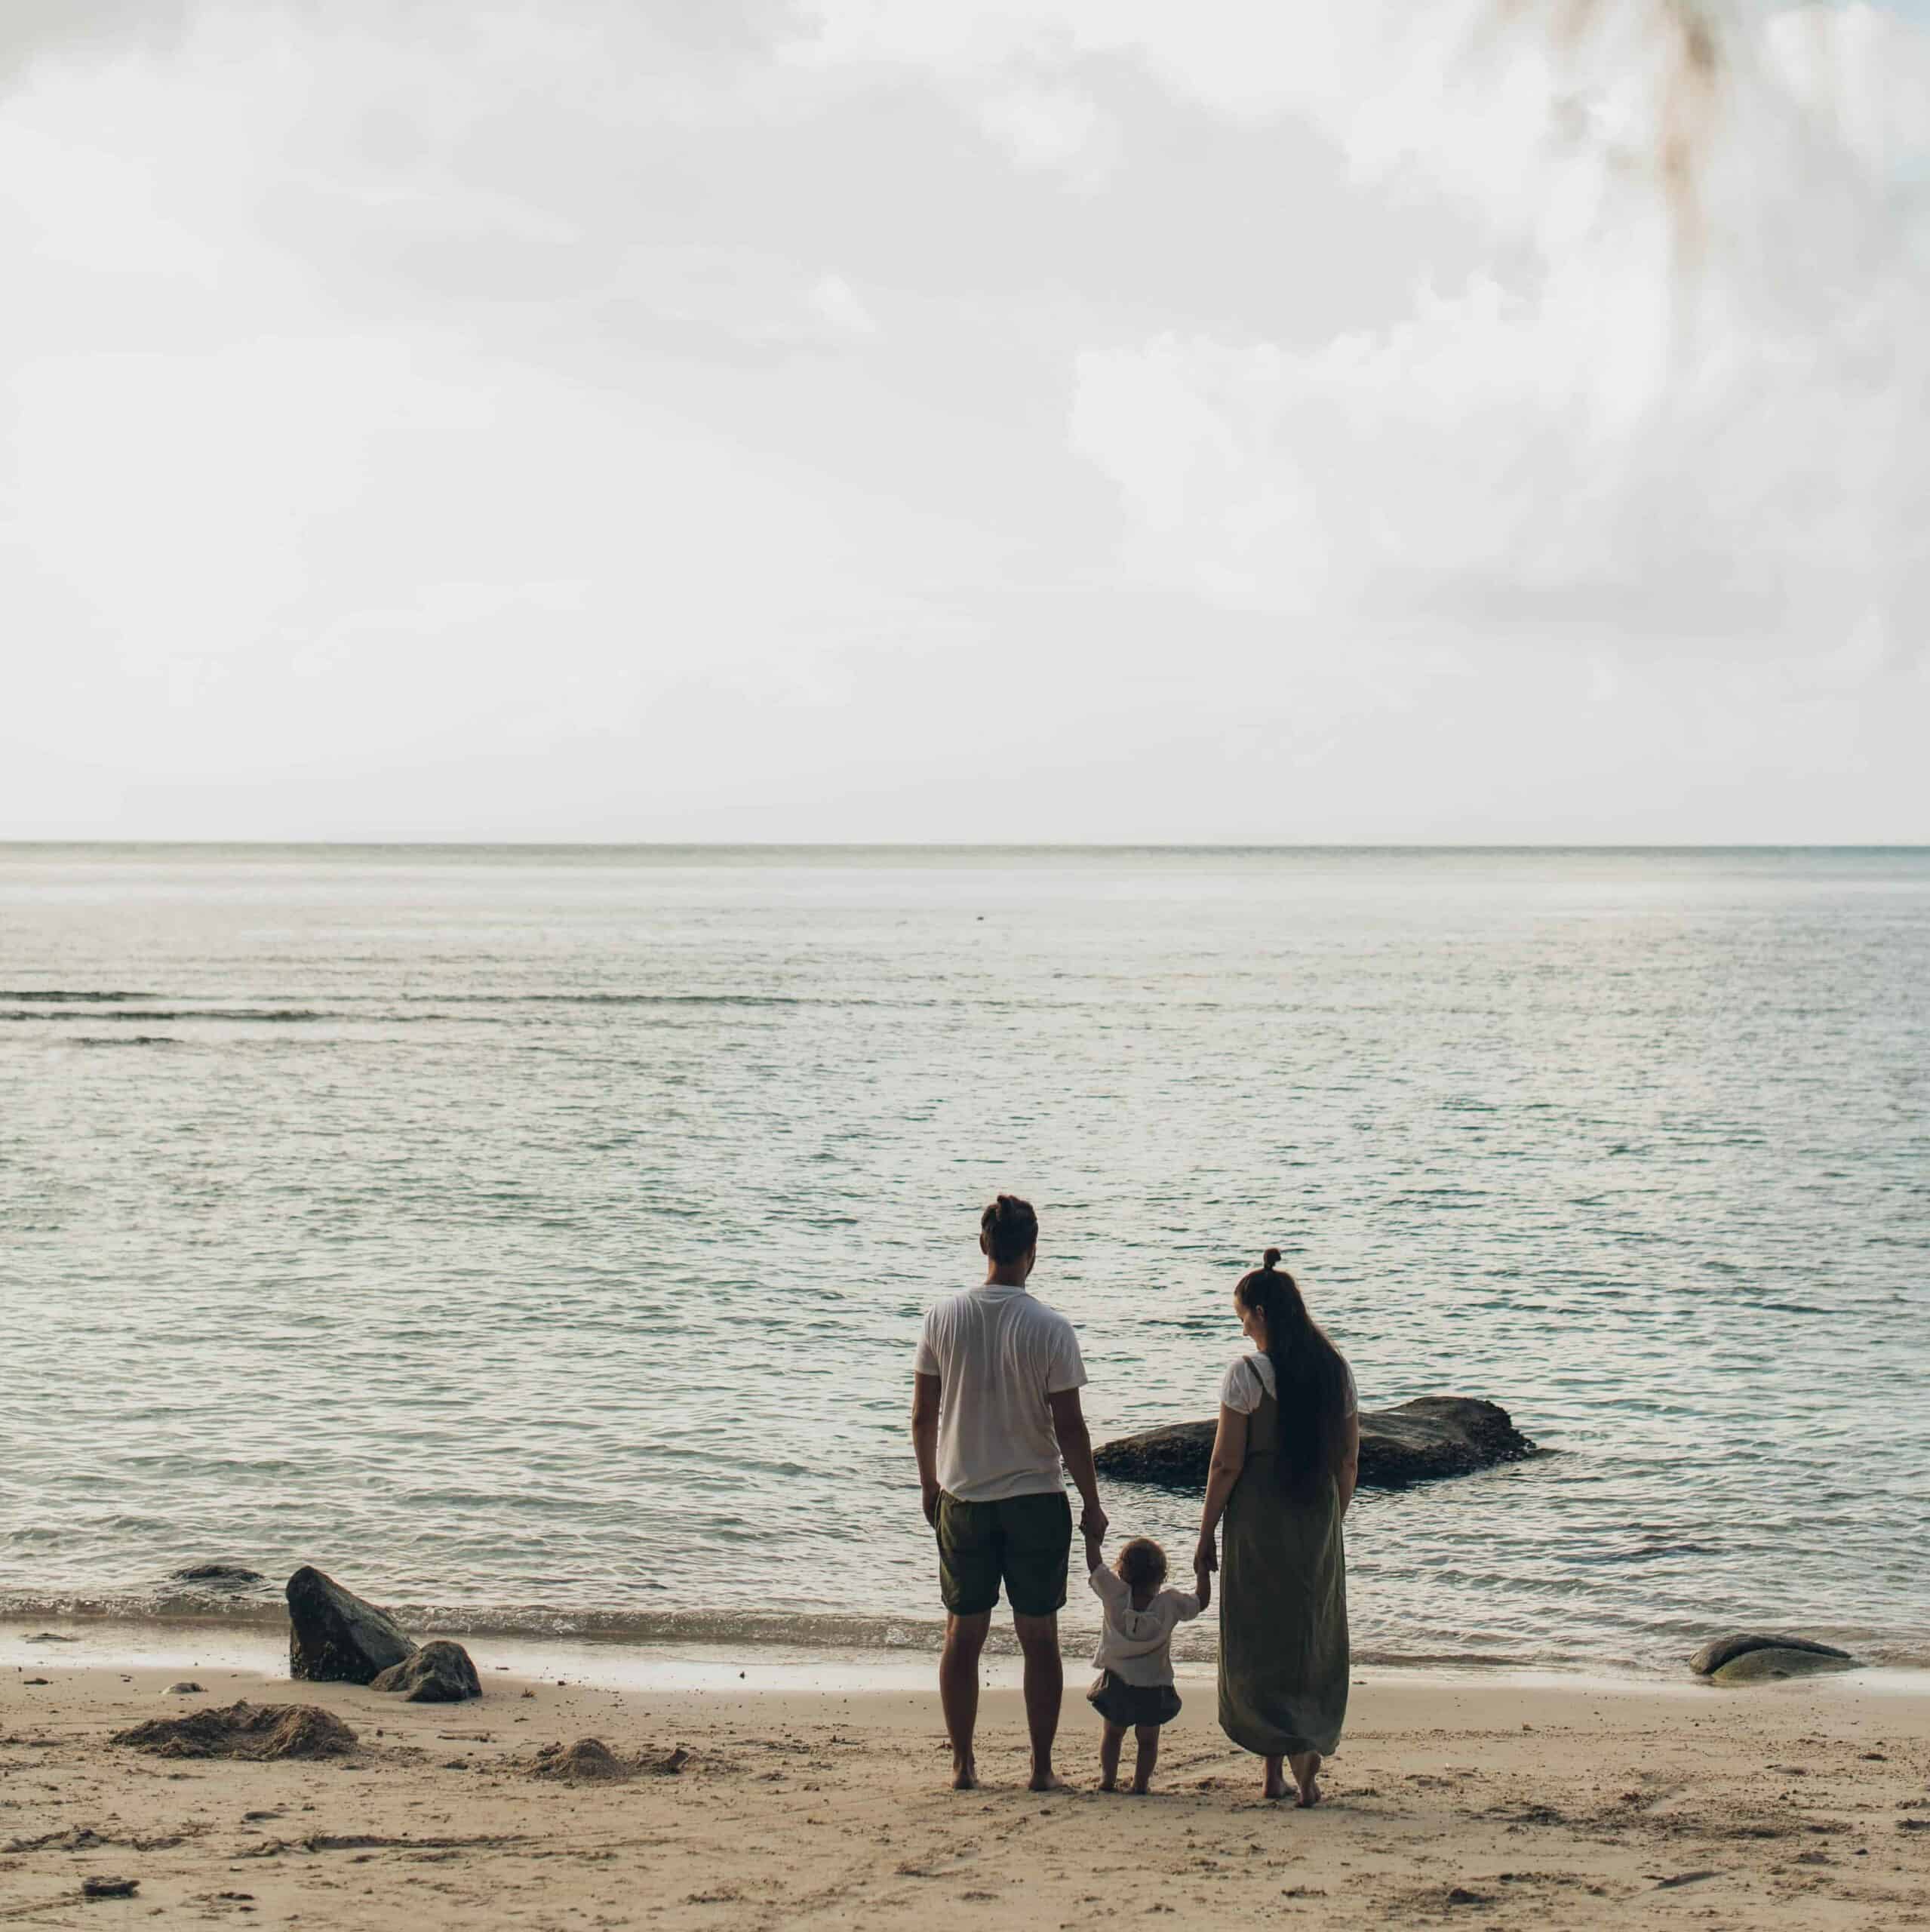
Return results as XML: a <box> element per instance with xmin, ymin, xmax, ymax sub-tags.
<box><xmin>936</xmin><ymin>1490</ymin><xmax>1072</xmax><ymax>1618</ymax></box>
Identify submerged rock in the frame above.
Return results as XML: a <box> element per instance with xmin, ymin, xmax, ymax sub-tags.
<box><xmin>1689</xmin><ymin>1630</ymin><xmax>1853</xmax><ymax>1677</ymax></box>
<box><xmin>172</xmin><ymin>1563</ymin><xmax>264</xmax><ymax>1589</ymax></box>
<box><xmin>371</xmin><ymin>1639</ymin><xmax>481</xmax><ymax>1704</ymax></box>
<box><xmin>112</xmin><ymin>1700</ymin><xmax>358</xmax><ymax>1760</ymax></box>
<box><xmin>286</xmin><ymin>1567</ymin><xmax>416</xmax><ymax>1685</ymax></box>
<box><xmin>1094</xmin><ymin>1396</ymin><xmax>1534</xmax><ymax>1491</ymax></box>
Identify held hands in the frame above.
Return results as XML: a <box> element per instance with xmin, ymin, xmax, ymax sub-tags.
<box><xmin>1193</xmin><ymin>1531</ymin><xmax>1218</xmax><ymax>1581</ymax></box>
<box><xmin>1078</xmin><ymin>1500</ymin><xmax>1109</xmax><ymax>1545</ymax></box>
<box><xmin>1083</xmin><ymin>1534</ymin><xmax>1105</xmax><ymax>1574</ymax></box>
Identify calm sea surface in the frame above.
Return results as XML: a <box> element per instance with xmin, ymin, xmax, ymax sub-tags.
<box><xmin>2</xmin><ymin>845</ymin><xmax>1925</xmax><ymax>1673</ymax></box>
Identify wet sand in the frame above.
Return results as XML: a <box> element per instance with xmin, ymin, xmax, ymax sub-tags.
<box><xmin>3</xmin><ymin>1656</ymin><xmax>1928</xmax><ymax>1927</ymax></box>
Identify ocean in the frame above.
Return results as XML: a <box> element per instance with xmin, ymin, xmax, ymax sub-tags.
<box><xmin>2</xmin><ymin>844</ymin><xmax>1925</xmax><ymax>1674</ymax></box>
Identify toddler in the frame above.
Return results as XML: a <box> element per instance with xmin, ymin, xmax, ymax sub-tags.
<box><xmin>1084</xmin><ymin>1534</ymin><xmax>1206</xmax><ymax>1793</ymax></box>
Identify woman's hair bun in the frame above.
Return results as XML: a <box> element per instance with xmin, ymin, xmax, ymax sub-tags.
<box><xmin>1262</xmin><ymin>1247</ymin><xmax>1283</xmax><ymax>1269</ymax></box>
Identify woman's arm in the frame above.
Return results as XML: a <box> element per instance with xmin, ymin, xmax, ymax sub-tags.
<box><xmin>1335</xmin><ymin>1410</ymin><xmax>1360</xmax><ymax>1517</ymax></box>
<box><xmin>1191</xmin><ymin>1404</ymin><xmax>1248</xmax><ymax>1575</ymax></box>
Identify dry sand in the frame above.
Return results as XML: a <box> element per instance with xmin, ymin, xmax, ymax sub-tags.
<box><xmin>4</xmin><ymin>1655</ymin><xmax>1928</xmax><ymax>1927</ymax></box>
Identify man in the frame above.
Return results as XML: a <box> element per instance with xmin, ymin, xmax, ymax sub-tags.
<box><xmin>911</xmin><ymin>1192</ymin><xmax>1107</xmax><ymax>1792</ymax></box>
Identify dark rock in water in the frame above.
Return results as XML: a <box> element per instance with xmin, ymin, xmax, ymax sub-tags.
<box><xmin>1095</xmin><ymin>1396</ymin><xmax>1533</xmax><ymax>1491</ymax></box>
<box><xmin>112</xmin><ymin>1700</ymin><xmax>357</xmax><ymax>1760</ymax></box>
<box><xmin>371</xmin><ymin>1640</ymin><xmax>481</xmax><ymax>1703</ymax></box>
<box><xmin>173</xmin><ymin>1563</ymin><xmax>264</xmax><ymax>1588</ymax></box>
<box><xmin>1689</xmin><ymin>1632</ymin><xmax>1853</xmax><ymax>1678</ymax></box>
<box><xmin>286</xmin><ymin>1567</ymin><xmax>416</xmax><ymax>1685</ymax></box>
<box><xmin>1710</xmin><ymin>1646</ymin><xmax>1858</xmax><ymax>1685</ymax></box>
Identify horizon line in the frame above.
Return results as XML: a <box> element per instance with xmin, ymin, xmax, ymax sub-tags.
<box><xmin>4</xmin><ymin>839</ymin><xmax>1928</xmax><ymax>854</ymax></box>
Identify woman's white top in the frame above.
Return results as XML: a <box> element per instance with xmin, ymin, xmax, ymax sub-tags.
<box><xmin>1087</xmin><ymin>1566</ymin><xmax>1202</xmax><ymax>1685</ymax></box>
<box><xmin>1219</xmin><ymin>1350</ymin><xmax>1358</xmax><ymax>1417</ymax></box>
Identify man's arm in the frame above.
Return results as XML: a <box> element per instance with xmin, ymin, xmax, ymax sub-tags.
<box><xmin>911</xmin><ymin>1372</ymin><xmax>942</xmax><ymax>1525</ymax></box>
<box><xmin>1048</xmin><ymin>1386</ymin><xmax>1107</xmax><ymax>1543</ymax></box>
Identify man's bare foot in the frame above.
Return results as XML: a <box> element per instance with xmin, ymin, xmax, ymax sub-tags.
<box><xmin>1129</xmin><ymin>1779</ymin><xmax>1151</xmax><ymax>1796</ymax></box>
<box><xmin>951</xmin><ymin>1756</ymin><xmax>978</xmax><ymax>1792</ymax></box>
<box><xmin>1098</xmin><ymin>1774</ymin><xmax>1117</xmax><ymax>1792</ymax></box>
<box><xmin>1289</xmin><ymin>1751</ymin><xmax>1323</xmax><ymax>1808</ymax></box>
<box><xmin>1028</xmin><ymin>1767</ymin><xmax>1071</xmax><ymax>1793</ymax></box>
<box><xmin>1263</xmin><ymin>1757</ymin><xmax>1289</xmax><ymax>1801</ymax></box>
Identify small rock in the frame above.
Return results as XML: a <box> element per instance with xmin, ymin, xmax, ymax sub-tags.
<box><xmin>23</xmin><ymin>1677</ymin><xmax>49</xmax><ymax>1687</ymax></box>
<box><xmin>1689</xmin><ymin>1632</ymin><xmax>1852</xmax><ymax>1677</ymax></box>
<box><xmin>172</xmin><ymin>1563</ymin><xmax>264</xmax><ymax>1588</ymax></box>
<box><xmin>165</xmin><ymin>1681</ymin><xmax>204</xmax><ymax>1696</ymax></box>
<box><xmin>81</xmin><ymin>1876</ymin><xmax>139</xmax><ymax>1899</ymax></box>
<box><xmin>370</xmin><ymin>1640</ymin><xmax>481</xmax><ymax>1704</ymax></box>
<box><xmin>285</xmin><ymin>1567</ymin><xmax>416</xmax><ymax>1686</ymax></box>
<box><xmin>1709</xmin><ymin>1647</ymin><xmax>1859</xmax><ymax>1686</ymax></box>
<box><xmin>22</xmin><ymin>1632</ymin><xmax>77</xmax><ymax>1644</ymax></box>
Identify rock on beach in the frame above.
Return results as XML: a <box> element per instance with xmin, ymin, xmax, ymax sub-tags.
<box><xmin>371</xmin><ymin>1639</ymin><xmax>483</xmax><ymax>1703</ymax></box>
<box><xmin>1094</xmin><ymin>1395</ymin><xmax>1533</xmax><ymax>1491</ymax></box>
<box><xmin>1689</xmin><ymin>1632</ymin><xmax>1858</xmax><ymax>1684</ymax></box>
<box><xmin>286</xmin><ymin>1566</ymin><xmax>417</xmax><ymax>1685</ymax></box>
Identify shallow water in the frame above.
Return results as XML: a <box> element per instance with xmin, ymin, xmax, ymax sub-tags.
<box><xmin>2</xmin><ymin>844</ymin><xmax>1925</xmax><ymax>1672</ymax></box>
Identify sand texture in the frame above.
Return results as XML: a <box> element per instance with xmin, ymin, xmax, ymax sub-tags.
<box><xmin>3</xmin><ymin>1661</ymin><xmax>1928</xmax><ymax>1927</ymax></box>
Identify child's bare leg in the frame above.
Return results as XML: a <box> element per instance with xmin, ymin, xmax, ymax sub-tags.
<box><xmin>1099</xmin><ymin>1721</ymin><xmax>1126</xmax><ymax>1791</ymax></box>
<box><xmin>1288</xmin><ymin>1750</ymin><xmax>1323</xmax><ymax>1807</ymax></box>
<box><xmin>1131</xmin><ymin>1724</ymin><xmax>1160</xmax><ymax>1794</ymax></box>
<box><xmin>1263</xmin><ymin>1753</ymin><xmax>1289</xmax><ymax>1800</ymax></box>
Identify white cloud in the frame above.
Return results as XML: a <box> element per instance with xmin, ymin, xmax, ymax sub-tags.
<box><xmin>975</xmin><ymin>83</ymin><xmax>1116</xmax><ymax>185</ymax></box>
<box><xmin>807</xmin><ymin>271</ymin><xmax>880</xmax><ymax>337</ymax></box>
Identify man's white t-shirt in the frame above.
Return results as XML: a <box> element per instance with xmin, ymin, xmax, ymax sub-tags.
<box><xmin>914</xmin><ymin>1284</ymin><xmax>1087</xmax><ymax>1503</ymax></box>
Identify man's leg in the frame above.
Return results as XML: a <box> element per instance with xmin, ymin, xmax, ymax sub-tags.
<box><xmin>939</xmin><ymin>1612</ymin><xmax>990</xmax><ymax>1789</ymax></box>
<box><xmin>1012</xmin><ymin>1611</ymin><xmax>1065</xmax><ymax>1791</ymax></box>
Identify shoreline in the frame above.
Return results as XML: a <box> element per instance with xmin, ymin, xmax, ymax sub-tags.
<box><xmin>10</xmin><ymin>1615</ymin><xmax>1930</xmax><ymax>1697</ymax></box>
<box><xmin>5</xmin><ymin>1657</ymin><xmax>1928</xmax><ymax>1929</ymax></box>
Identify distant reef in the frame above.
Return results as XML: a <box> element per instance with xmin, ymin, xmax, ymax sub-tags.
<box><xmin>1095</xmin><ymin>1395</ymin><xmax>1535</xmax><ymax>1491</ymax></box>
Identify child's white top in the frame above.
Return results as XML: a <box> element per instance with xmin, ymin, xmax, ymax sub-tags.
<box><xmin>1087</xmin><ymin>1567</ymin><xmax>1202</xmax><ymax>1686</ymax></box>
<box><xmin>1219</xmin><ymin>1350</ymin><xmax>1357</xmax><ymax>1416</ymax></box>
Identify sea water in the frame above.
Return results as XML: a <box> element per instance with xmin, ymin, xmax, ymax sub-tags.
<box><xmin>2</xmin><ymin>844</ymin><xmax>1925</xmax><ymax>1672</ymax></box>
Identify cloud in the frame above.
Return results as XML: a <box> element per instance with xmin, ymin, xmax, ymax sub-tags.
<box><xmin>1047</xmin><ymin>2</ymin><xmax>1930</xmax><ymax>662</ymax></box>
<box><xmin>975</xmin><ymin>82</ymin><xmax>1117</xmax><ymax>185</ymax></box>
<box><xmin>807</xmin><ymin>271</ymin><xmax>881</xmax><ymax>337</ymax></box>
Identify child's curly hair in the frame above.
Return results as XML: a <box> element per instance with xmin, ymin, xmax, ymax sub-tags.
<box><xmin>1116</xmin><ymin>1537</ymin><xmax>1168</xmax><ymax>1591</ymax></box>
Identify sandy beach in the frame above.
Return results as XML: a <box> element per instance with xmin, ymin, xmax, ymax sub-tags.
<box><xmin>4</xmin><ymin>1647</ymin><xmax>1927</xmax><ymax>1929</ymax></box>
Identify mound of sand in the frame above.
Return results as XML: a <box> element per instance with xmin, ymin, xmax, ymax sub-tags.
<box><xmin>111</xmin><ymin>1700</ymin><xmax>358</xmax><ymax>1761</ymax></box>
<box><xmin>525</xmin><ymin>1738</ymin><xmax>687</xmax><ymax>1783</ymax></box>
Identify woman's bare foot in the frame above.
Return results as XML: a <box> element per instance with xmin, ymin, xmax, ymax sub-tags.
<box><xmin>1028</xmin><ymin>1767</ymin><xmax>1071</xmax><ymax>1793</ymax></box>
<box><xmin>1262</xmin><ymin>1755</ymin><xmax>1289</xmax><ymax>1801</ymax></box>
<box><xmin>1098</xmin><ymin>1774</ymin><xmax>1117</xmax><ymax>1792</ymax></box>
<box><xmin>951</xmin><ymin>1755</ymin><xmax>978</xmax><ymax>1792</ymax></box>
<box><xmin>1289</xmin><ymin>1751</ymin><xmax>1323</xmax><ymax>1807</ymax></box>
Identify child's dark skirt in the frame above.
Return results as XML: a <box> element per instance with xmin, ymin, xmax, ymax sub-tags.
<box><xmin>1086</xmin><ymin>1671</ymin><xmax>1182</xmax><ymax>1728</ymax></box>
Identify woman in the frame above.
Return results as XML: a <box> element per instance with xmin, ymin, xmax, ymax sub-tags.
<box><xmin>1193</xmin><ymin>1248</ymin><xmax>1360</xmax><ymax>1804</ymax></box>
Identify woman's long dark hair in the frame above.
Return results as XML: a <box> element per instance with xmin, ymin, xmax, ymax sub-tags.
<box><xmin>1236</xmin><ymin>1248</ymin><xmax>1349</xmax><ymax>1497</ymax></box>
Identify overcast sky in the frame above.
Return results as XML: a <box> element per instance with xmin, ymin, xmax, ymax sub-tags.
<box><xmin>3</xmin><ymin>0</ymin><xmax>1927</xmax><ymax>841</ymax></box>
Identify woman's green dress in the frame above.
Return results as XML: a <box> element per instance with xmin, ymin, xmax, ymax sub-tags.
<box><xmin>1217</xmin><ymin>1380</ymin><xmax>1350</xmax><ymax>1758</ymax></box>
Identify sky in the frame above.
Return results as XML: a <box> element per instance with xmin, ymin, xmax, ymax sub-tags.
<box><xmin>2</xmin><ymin>0</ymin><xmax>1927</xmax><ymax>842</ymax></box>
